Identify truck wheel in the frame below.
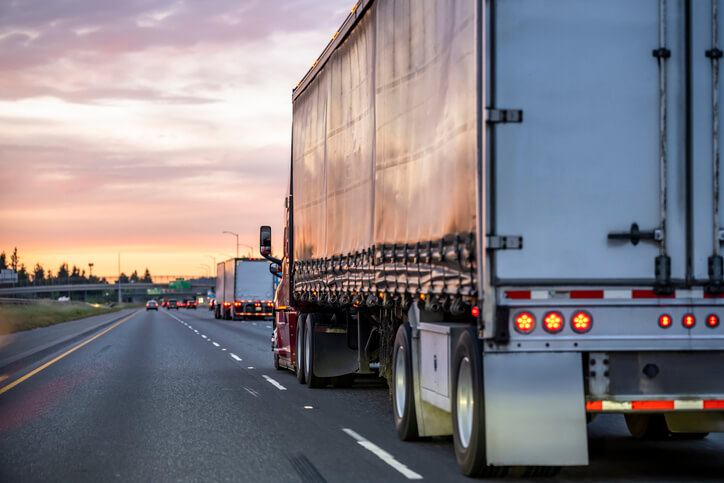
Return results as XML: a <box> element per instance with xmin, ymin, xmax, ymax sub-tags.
<box><xmin>296</xmin><ymin>315</ymin><xmax>306</xmax><ymax>384</ymax></box>
<box><xmin>452</xmin><ymin>328</ymin><xmax>505</xmax><ymax>477</ymax></box>
<box><xmin>624</xmin><ymin>414</ymin><xmax>670</xmax><ymax>439</ymax></box>
<box><xmin>392</xmin><ymin>323</ymin><xmax>418</xmax><ymax>441</ymax></box>
<box><xmin>273</xmin><ymin>353</ymin><xmax>281</xmax><ymax>370</ymax></box>
<box><xmin>305</xmin><ymin>314</ymin><xmax>328</xmax><ymax>388</ymax></box>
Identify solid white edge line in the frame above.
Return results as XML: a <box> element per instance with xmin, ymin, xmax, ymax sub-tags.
<box><xmin>262</xmin><ymin>375</ymin><xmax>287</xmax><ymax>390</ymax></box>
<box><xmin>213</xmin><ymin>342</ymin><xmax>220</xmax><ymax>347</ymax></box>
<box><xmin>342</xmin><ymin>428</ymin><xmax>423</xmax><ymax>479</ymax></box>
<box><xmin>230</xmin><ymin>353</ymin><xmax>242</xmax><ymax>361</ymax></box>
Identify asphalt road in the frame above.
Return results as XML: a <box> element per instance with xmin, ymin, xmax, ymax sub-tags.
<box><xmin>0</xmin><ymin>308</ymin><xmax>722</xmax><ymax>482</ymax></box>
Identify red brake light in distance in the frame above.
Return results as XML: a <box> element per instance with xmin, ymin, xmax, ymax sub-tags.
<box><xmin>571</xmin><ymin>311</ymin><xmax>592</xmax><ymax>333</ymax></box>
<box><xmin>683</xmin><ymin>314</ymin><xmax>695</xmax><ymax>328</ymax></box>
<box><xmin>514</xmin><ymin>312</ymin><xmax>535</xmax><ymax>334</ymax></box>
<box><xmin>543</xmin><ymin>312</ymin><xmax>564</xmax><ymax>333</ymax></box>
<box><xmin>659</xmin><ymin>314</ymin><xmax>672</xmax><ymax>328</ymax></box>
<box><xmin>707</xmin><ymin>314</ymin><xmax>719</xmax><ymax>328</ymax></box>
<box><xmin>471</xmin><ymin>306</ymin><xmax>480</xmax><ymax>317</ymax></box>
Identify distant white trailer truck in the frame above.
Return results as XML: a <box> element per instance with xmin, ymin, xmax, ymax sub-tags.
<box><xmin>260</xmin><ymin>0</ymin><xmax>724</xmax><ymax>477</ymax></box>
<box><xmin>214</xmin><ymin>258</ymin><xmax>274</xmax><ymax>320</ymax></box>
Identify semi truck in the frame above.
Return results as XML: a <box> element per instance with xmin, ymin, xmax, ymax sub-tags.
<box><xmin>260</xmin><ymin>0</ymin><xmax>724</xmax><ymax>477</ymax></box>
<box><xmin>213</xmin><ymin>258</ymin><xmax>275</xmax><ymax>320</ymax></box>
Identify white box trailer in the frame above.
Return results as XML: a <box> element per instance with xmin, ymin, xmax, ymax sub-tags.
<box><xmin>215</xmin><ymin>258</ymin><xmax>275</xmax><ymax>320</ymax></box>
<box><xmin>278</xmin><ymin>0</ymin><xmax>724</xmax><ymax>477</ymax></box>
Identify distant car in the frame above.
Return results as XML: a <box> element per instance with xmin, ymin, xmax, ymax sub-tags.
<box><xmin>166</xmin><ymin>299</ymin><xmax>179</xmax><ymax>310</ymax></box>
<box><xmin>186</xmin><ymin>299</ymin><xmax>198</xmax><ymax>310</ymax></box>
<box><xmin>146</xmin><ymin>300</ymin><xmax>159</xmax><ymax>311</ymax></box>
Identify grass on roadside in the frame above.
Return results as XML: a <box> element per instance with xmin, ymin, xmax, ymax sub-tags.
<box><xmin>0</xmin><ymin>301</ymin><xmax>142</xmax><ymax>335</ymax></box>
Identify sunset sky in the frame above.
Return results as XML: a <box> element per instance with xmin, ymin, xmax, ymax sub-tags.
<box><xmin>0</xmin><ymin>0</ymin><xmax>352</xmax><ymax>278</ymax></box>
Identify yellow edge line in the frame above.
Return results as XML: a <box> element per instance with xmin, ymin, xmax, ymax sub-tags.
<box><xmin>0</xmin><ymin>310</ymin><xmax>140</xmax><ymax>396</ymax></box>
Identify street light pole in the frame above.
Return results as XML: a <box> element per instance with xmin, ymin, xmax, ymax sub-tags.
<box><xmin>222</xmin><ymin>231</ymin><xmax>239</xmax><ymax>257</ymax></box>
<box><xmin>118</xmin><ymin>253</ymin><xmax>121</xmax><ymax>304</ymax></box>
<box><xmin>204</xmin><ymin>255</ymin><xmax>216</xmax><ymax>277</ymax></box>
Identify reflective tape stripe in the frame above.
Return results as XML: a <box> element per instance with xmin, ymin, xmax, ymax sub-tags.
<box><xmin>587</xmin><ymin>399</ymin><xmax>724</xmax><ymax>411</ymax></box>
<box><xmin>674</xmin><ymin>400</ymin><xmax>703</xmax><ymax>410</ymax></box>
<box><xmin>601</xmin><ymin>401</ymin><xmax>632</xmax><ymax>411</ymax></box>
<box><xmin>631</xmin><ymin>400</ymin><xmax>674</xmax><ymax>410</ymax></box>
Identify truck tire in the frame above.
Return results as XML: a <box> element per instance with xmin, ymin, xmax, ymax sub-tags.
<box><xmin>452</xmin><ymin>328</ymin><xmax>507</xmax><ymax>478</ymax></box>
<box><xmin>624</xmin><ymin>414</ymin><xmax>670</xmax><ymax>439</ymax></box>
<box><xmin>296</xmin><ymin>315</ymin><xmax>306</xmax><ymax>384</ymax></box>
<box><xmin>625</xmin><ymin>414</ymin><xmax>709</xmax><ymax>440</ymax></box>
<box><xmin>305</xmin><ymin>314</ymin><xmax>328</xmax><ymax>388</ymax></box>
<box><xmin>392</xmin><ymin>323</ymin><xmax>418</xmax><ymax>441</ymax></box>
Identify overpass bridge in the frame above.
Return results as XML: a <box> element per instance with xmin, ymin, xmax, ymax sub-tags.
<box><xmin>0</xmin><ymin>279</ymin><xmax>215</xmax><ymax>301</ymax></box>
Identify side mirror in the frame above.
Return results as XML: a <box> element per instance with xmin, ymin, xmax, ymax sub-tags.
<box><xmin>259</xmin><ymin>225</ymin><xmax>282</xmax><ymax>265</ymax></box>
<box><xmin>269</xmin><ymin>262</ymin><xmax>282</xmax><ymax>278</ymax></box>
<box><xmin>260</xmin><ymin>225</ymin><xmax>272</xmax><ymax>256</ymax></box>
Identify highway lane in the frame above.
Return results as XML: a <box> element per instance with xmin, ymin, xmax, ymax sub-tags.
<box><xmin>0</xmin><ymin>308</ymin><xmax>722</xmax><ymax>481</ymax></box>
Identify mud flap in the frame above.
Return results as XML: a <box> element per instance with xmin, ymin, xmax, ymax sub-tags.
<box><xmin>311</xmin><ymin>330</ymin><xmax>359</xmax><ymax>378</ymax></box>
<box><xmin>483</xmin><ymin>352</ymin><xmax>588</xmax><ymax>466</ymax></box>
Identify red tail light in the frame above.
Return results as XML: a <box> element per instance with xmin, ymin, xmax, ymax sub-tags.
<box><xmin>571</xmin><ymin>311</ymin><xmax>592</xmax><ymax>333</ymax></box>
<box><xmin>514</xmin><ymin>312</ymin><xmax>535</xmax><ymax>334</ymax></box>
<box><xmin>223</xmin><ymin>302</ymin><xmax>231</xmax><ymax>307</ymax></box>
<box><xmin>234</xmin><ymin>301</ymin><xmax>241</xmax><ymax>307</ymax></box>
<box><xmin>471</xmin><ymin>306</ymin><xmax>480</xmax><ymax>317</ymax></box>
<box><xmin>707</xmin><ymin>314</ymin><xmax>719</xmax><ymax>328</ymax></box>
<box><xmin>543</xmin><ymin>312</ymin><xmax>564</xmax><ymax>333</ymax></box>
<box><xmin>683</xmin><ymin>314</ymin><xmax>695</xmax><ymax>328</ymax></box>
<box><xmin>659</xmin><ymin>314</ymin><xmax>672</xmax><ymax>328</ymax></box>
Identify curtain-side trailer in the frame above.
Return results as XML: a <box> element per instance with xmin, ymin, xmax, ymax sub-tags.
<box><xmin>261</xmin><ymin>0</ymin><xmax>724</xmax><ymax>477</ymax></box>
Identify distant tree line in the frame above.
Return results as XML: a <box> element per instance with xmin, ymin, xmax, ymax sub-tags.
<box><xmin>0</xmin><ymin>247</ymin><xmax>153</xmax><ymax>286</ymax></box>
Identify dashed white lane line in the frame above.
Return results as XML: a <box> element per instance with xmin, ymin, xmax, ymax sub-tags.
<box><xmin>266</xmin><ymin>325</ymin><xmax>272</xmax><ymax>329</ymax></box>
<box><xmin>213</xmin><ymin>342</ymin><xmax>220</xmax><ymax>347</ymax></box>
<box><xmin>222</xmin><ymin>348</ymin><xmax>227</xmax><ymax>351</ymax></box>
<box><xmin>194</xmin><ymin>330</ymin><xmax>199</xmax><ymax>334</ymax></box>
<box><xmin>262</xmin><ymin>375</ymin><xmax>287</xmax><ymax>391</ymax></box>
<box><xmin>201</xmin><ymin>334</ymin><xmax>207</xmax><ymax>339</ymax></box>
<box><xmin>342</xmin><ymin>428</ymin><xmax>423</xmax><ymax>480</ymax></box>
<box><xmin>229</xmin><ymin>353</ymin><xmax>242</xmax><ymax>362</ymax></box>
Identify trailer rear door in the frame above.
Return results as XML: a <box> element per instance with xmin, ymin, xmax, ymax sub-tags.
<box><xmin>490</xmin><ymin>0</ymin><xmax>690</xmax><ymax>284</ymax></box>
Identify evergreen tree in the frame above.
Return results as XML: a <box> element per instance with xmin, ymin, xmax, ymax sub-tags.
<box><xmin>0</xmin><ymin>251</ymin><xmax>6</xmax><ymax>269</ymax></box>
<box><xmin>58</xmin><ymin>263</ymin><xmax>70</xmax><ymax>281</ymax></box>
<box><xmin>118</xmin><ymin>272</ymin><xmax>129</xmax><ymax>284</ymax></box>
<box><xmin>33</xmin><ymin>263</ymin><xmax>45</xmax><ymax>284</ymax></box>
<box><xmin>130</xmin><ymin>270</ymin><xmax>139</xmax><ymax>283</ymax></box>
<box><xmin>142</xmin><ymin>268</ymin><xmax>152</xmax><ymax>283</ymax></box>
<box><xmin>17</xmin><ymin>264</ymin><xmax>29</xmax><ymax>284</ymax></box>
<box><xmin>10</xmin><ymin>247</ymin><xmax>18</xmax><ymax>271</ymax></box>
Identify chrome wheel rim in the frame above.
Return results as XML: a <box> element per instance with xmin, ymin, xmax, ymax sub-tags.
<box><xmin>456</xmin><ymin>356</ymin><xmax>474</xmax><ymax>449</ymax></box>
<box><xmin>394</xmin><ymin>344</ymin><xmax>406</xmax><ymax>419</ymax></box>
<box><xmin>305</xmin><ymin>322</ymin><xmax>311</xmax><ymax>377</ymax></box>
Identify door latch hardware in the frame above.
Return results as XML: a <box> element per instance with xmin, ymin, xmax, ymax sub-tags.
<box><xmin>608</xmin><ymin>223</ymin><xmax>662</xmax><ymax>246</ymax></box>
<box><xmin>486</xmin><ymin>235</ymin><xmax>523</xmax><ymax>250</ymax></box>
<box><xmin>486</xmin><ymin>108</ymin><xmax>523</xmax><ymax>124</ymax></box>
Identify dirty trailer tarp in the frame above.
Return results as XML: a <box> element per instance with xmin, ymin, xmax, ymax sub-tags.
<box><xmin>292</xmin><ymin>0</ymin><xmax>477</xmax><ymax>300</ymax></box>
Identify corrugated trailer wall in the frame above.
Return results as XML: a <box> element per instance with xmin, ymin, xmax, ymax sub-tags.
<box><xmin>293</xmin><ymin>0</ymin><xmax>477</xmax><ymax>300</ymax></box>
